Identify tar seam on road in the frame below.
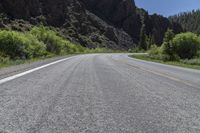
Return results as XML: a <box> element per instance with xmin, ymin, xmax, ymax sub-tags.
<box><xmin>0</xmin><ymin>56</ymin><xmax>76</xmax><ymax>85</ymax></box>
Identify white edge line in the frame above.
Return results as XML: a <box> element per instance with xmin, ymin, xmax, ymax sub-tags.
<box><xmin>0</xmin><ymin>56</ymin><xmax>76</xmax><ymax>85</ymax></box>
<box><xmin>118</xmin><ymin>55</ymin><xmax>200</xmax><ymax>89</ymax></box>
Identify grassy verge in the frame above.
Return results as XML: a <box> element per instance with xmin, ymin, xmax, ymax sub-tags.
<box><xmin>131</xmin><ymin>54</ymin><xmax>200</xmax><ymax>70</ymax></box>
<box><xmin>0</xmin><ymin>48</ymin><xmax>123</xmax><ymax>69</ymax></box>
<box><xmin>0</xmin><ymin>54</ymin><xmax>76</xmax><ymax>69</ymax></box>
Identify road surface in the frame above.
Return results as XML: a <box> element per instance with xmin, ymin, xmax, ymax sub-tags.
<box><xmin>0</xmin><ymin>54</ymin><xmax>200</xmax><ymax>133</ymax></box>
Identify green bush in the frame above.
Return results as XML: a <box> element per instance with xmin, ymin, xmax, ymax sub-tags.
<box><xmin>24</xmin><ymin>34</ymin><xmax>46</xmax><ymax>57</ymax></box>
<box><xmin>161</xmin><ymin>29</ymin><xmax>179</xmax><ymax>61</ymax></box>
<box><xmin>197</xmin><ymin>51</ymin><xmax>200</xmax><ymax>58</ymax></box>
<box><xmin>181</xmin><ymin>58</ymin><xmax>200</xmax><ymax>65</ymax></box>
<box><xmin>149</xmin><ymin>45</ymin><xmax>161</xmax><ymax>55</ymax></box>
<box><xmin>0</xmin><ymin>25</ymin><xmax>122</xmax><ymax>68</ymax></box>
<box><xmin>63</xmin><ymin>40</ymin><xmax>82</xmax><ymax>54</ymax></box>
<box><xmin>172</xmin><ymin>32</ymin><xmax>200</xmax><ymax>59</ymax></box>
<box><xmin>86</xmin><ymin>47</ymin><xmax>115</xmax><ymax>53</ymax></box>
<box><xmin>0</xmin><ymin>52</ymin><xmax>9</xmax><ymax>64</ymax></box>
<box><xmin>148</xmin><ymin>45</ymin><xmax>168</xmax><ymax>60</ymax></box>
<box><xmin>130</xmin><ymin>47</ymin><xmax>145</xmax><ymax>53</ymax></box>
<box><xmin>30</xmin><ymin>26</ymin><xmax>86</xmax><ymax>54</ymax></box>
<box><xmin>30</xmin><ymin>26</ymin><xmax>64</xmax><ymax>54</ymax></box>
<box><xmin>0</xmin><ymin>30</ymin><xmax>46</xmax><ymax>59</ymax></box>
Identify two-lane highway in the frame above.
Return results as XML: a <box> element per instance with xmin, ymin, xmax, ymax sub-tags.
<box><xmin>0</xmin><ymin>54</ymin><xmax>200</xmax><ymax>133</ymax></box>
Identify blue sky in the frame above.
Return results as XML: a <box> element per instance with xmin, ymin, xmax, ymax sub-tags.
<box><xmin>134</xmin><ymin>0</ymin><xmax>200</xmax><ymax>16</ymax></box>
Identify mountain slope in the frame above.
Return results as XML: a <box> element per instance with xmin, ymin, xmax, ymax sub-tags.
<box><xmin>80</xmin><ymin>0</ymin><xmax>182</xmax><ymax>45</ymax></box>
<box><xmin>140</xmin><ymin>9</ymin><xmax>183</xmax><ymax>45</ymax></box>
<box><xmin>80</xmin><ymin>0</ymin><xmax>140</xmax><ymax>39</ymax></box>
<box><xmin>0</xmin><ymin>0</ymin><xmax>182</xmax><ymax>49</ymax></box>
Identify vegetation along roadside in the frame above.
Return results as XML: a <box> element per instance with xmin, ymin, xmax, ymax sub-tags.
<box><xmin>131</xmin><ymin>29</ymin><xmax>200</xmax><ymax>70</ymax></box>
<box><xmin>0</xmin><ymin>26</ymin><xmax>118</xmax><ymax>69</ymax></box>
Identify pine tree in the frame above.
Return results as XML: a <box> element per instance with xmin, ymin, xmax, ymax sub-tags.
<box><xmin>139</xmin><ymin>23</ymin><xmax>148</xmax><ymax>50</ymax></box>
<box><xmin>146</xmin><ymin>35</ymin><xmax>155</xmax><ymax>49</ymax></box>
<box><xmin>169</xmin><ymin>9</ymin><xmax>200</xmax><ymax>34</ymax></box>
<box><xmin>162</xmin><ymin>29</ymin><xmax>176</xmax><ymax>60</ymax></box>
<box><xmin>163</xmin><ymin>29</ymin><xmax>175</xmax><ymax>43</ymax></box>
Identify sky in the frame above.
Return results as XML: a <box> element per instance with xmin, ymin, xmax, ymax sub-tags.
<box><xmin>134</xmin><ymin>0</ymin><xmax>200</xmax><ymax>17</ymax></box>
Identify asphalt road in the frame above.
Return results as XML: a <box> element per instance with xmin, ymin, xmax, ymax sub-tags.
<box><xmin>0</xmin><ymin>54</ymin><xmax>200</xmax><ymax>133</ymax></box>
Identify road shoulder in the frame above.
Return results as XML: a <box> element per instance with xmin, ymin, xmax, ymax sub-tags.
<box><xmin>0</xmin><ymin>55</ymin><xmax>75</xmax><ymax>80</ymax></box>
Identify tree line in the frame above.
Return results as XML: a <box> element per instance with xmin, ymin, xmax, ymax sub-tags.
<box><xmin>169</xmin><ymin>10</ymin><xmax>200</xmax><ymax>34</ymax></box>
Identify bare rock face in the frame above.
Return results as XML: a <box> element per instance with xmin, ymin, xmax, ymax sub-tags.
<box><xmin>79</xmin><ymin>0</ymin><xmax>141</xmax><ymax>41</ymax></box>
<box><xmin>79</xmin><ymin>0</ymin><xmax>182</xmax><ymax>45</ymax></box>
<box><xmin>0</xmin><ymin>0</ymin><xmax>41</xmax><ymax>19</ymax></box>
<box><xmin>79</xmin><ymin>0</ymin><xmax>136</xmax><ymax>23</ymax></box>
<box><xmin>0</xmin><ymin>0</ymin><xmax>182</xmax><ymax>48</ymax></box>
<box><xmin>0</xmin><ymin>0</ymin><xmax>135</xmax><ymax>49</ymax></box>
<box><xmin>0</xmin><ymin>0</ymin><xmax>78</xmax><ymax>26</ymax></box>
<box><xmin>112</xmin><ymin>0</ymin><xmax>136</xmax><ymax>23</ymax></box>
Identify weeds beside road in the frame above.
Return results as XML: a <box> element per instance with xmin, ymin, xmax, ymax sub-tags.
<box><xmin>131</xmin><ymin>54</ymin><xmax>200</xmax><ymax>70</ymax></box>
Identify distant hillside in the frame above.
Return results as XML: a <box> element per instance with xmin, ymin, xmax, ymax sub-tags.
<box><xmin>80</xmin><ymin>0</ymin><xmax>182</xmax><ymax>45</ymax></box>
<box><xmin>136</xmin><ymin>8</ymin><xmax>182</xmax><ymax>45</ymax></box>
<box><xmin>0</xmin><ymin>0</ymin><xmax>182</xmax><ymax>49</ymax></box>
<box><xmin>169</xmin><ymin>10</ymin><xmax>200</xmax><ymax>34</ymax></box>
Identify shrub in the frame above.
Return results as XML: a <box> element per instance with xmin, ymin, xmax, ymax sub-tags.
<box><xmin>172</xmin><ymin>32</ymin><xmax>200</xmax><ymax>59</ymax></box>
<box><xmin>0</xmin><ymin>52</ymin><xmax>9</xmax><ymax>64</ymax></box>
<box><xmin>24</xmin><ymin>33</ymin><xmax>46</xmax><ymax>57</ymax></box>
<box><xmin>0</xmin><ymin>30</ymin><xmax>45</xmax><ymax>59</ymax></box>
<box><xmin>149</xmin><ymin>45</ymin><xmax>161</xmax><ymax>55</ymax></box>
<box><xmin>30</xmin><ymin>26</ymin><xmax>86</xmax><ymax>54</ymax></box>
<box><xmin>197</xmin><ymin>51</ymin><xmax>200</xmax><ymax>58</ymax></box>
<box><xmin>130</xmin><ymin>47</ymin><xmax>145</xmax><ymax>53</ymax></box>
<box><xmin>148</xmin><ymin>45</ymin><xmax>165</xmax><ymax>60</ymax></box>
<box><xmin>63</xmin><ymin>41</ymin><xmax>80</xmax><ymax>54</ymax></box>
<box><xmin>30</xmin><ymin>26</ymin><xmax>64</xmax><ymax>54</ymax></box>
<box><xmin>161</xmin><ymin>29</ymin><xmax>178</xmax><ymax>61</ymax></box>
<box><xmin>181</xmin><ymin>58</ymin><xmax>200</xmax><ymax>65</ymax></box>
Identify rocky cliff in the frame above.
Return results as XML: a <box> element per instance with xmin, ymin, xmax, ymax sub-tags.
<box><xmin>0</xmin><ymin>0</ymin><xmax>182</xmax><ymax>49</ymax></box>
<box><xmin>80</xmin><ymin>0</ymin><xmax>182</xmax><ymax>45</ymax></box>
<box><xmin>80</xmin><ymin>0</ymin><xmax>141</xmax><ymax>42</ymax></box>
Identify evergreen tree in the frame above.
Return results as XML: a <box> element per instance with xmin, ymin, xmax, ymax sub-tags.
<box><xmin>146</xmin><ymin>34</ymin><xmax>155</xmax><ymax>49</ymax></box>
<box><xmin>169</xmin><ymin>10</ymin><xmax>200</xmax><ymax>34</ymax></box>
<box><xmin>162</xmin><ymin>29</ymin><xmax>176</xmax><ymax>60</ymax></box>
<box><xmin>163</xmin><ymin>29</ymin><xmax>175</xmax><ymax>43</ymax></box>
<box><xmin>139</xmin><ymin>18</ymin><xmax>148</xmax><ymax>50</ymax></box>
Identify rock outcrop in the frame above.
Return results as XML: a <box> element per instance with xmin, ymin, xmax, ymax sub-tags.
<box><xmin>0</xmin><ymin>0</ymin><xmax>182</xmax><ymax>49</ymax></box>
<box><xmin>80</xmin><ymin>0</ymin><xmax>141</xmax><ymax>42</ymax></box>
<box><xmin>80</xmin><ymin>0</ymin><xmax>182</xmax><ymax>45</ymax></box>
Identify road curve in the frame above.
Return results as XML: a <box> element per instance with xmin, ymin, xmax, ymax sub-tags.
<box><xmin>0</xmin><ymin>54</ymin><xmax>200</xmax><ymax>133</ymax></box>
